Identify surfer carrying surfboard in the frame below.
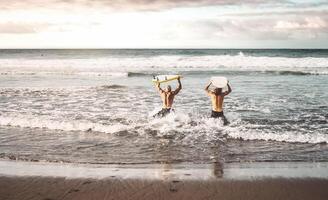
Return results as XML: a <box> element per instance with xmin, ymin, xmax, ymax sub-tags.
<box><xmin>153</xmin><ymin>77</ymin><xmax>182</xmax><ymax>117</ymax></box>
<box><xmin>205</xmin><ymin>79</ymin><xmax>232</xmax><ymax>125</ymax></box>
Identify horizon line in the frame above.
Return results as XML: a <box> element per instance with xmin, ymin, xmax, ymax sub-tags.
<box><xmin>1</xmin><ymin>48</ymin><xmax>328</xmax><ymax>50</ymax></box>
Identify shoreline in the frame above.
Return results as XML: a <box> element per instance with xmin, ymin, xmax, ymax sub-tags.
<box><xmin>1</xmin><ymin>161</ymin><xmax>328</xmax><ymax>200</ymax></box>
<box><xmin>1</xmin><ymin>160</ymin><xmax>328</xmax><ymax>179</ymax></box>
<box><xmin>1</xmin><ymin>160</ymin><xmax>328</xmax><ymax>200</ymax></box>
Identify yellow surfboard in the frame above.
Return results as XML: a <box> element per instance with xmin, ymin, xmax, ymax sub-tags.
<box><xmin>152</xmin><ymin>75</ymin><xmax>182</xmax><ymax>84</ymax></box>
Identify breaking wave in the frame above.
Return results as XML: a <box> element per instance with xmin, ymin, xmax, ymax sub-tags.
<box><xmin>1</xmin><ymin>113</ymin><xmax>327</xmax><ymax>144</ymax></box>
<box><xmin>0</xmin><ymin>115</ymin><xmax>131</xmax><ymax>134</ymax></box>
<box><xmin>94</xmin><ymin>84</ymin><xmax>127</xmax><ymax>90</ymax></box>
<box><xmin>264</xmin><ymin>70</ymin><xmax>328</xmax><ymax>76</ymax></box>
<box><xmin>0</xmin><ymin>54</ymin><xmax>327</xmax><ymax>76</ymax></box>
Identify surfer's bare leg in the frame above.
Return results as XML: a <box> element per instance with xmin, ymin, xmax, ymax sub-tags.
<box><xmin>222</xmin><ymin>115</ymin><xmax>229</xmax><ymax>125</ymax></box>
<box><xmin>153</xmin><ymin>108</ymin><xmax>171</xmax><ymax>118</ymax></box>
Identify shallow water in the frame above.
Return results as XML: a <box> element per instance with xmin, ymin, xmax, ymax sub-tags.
<box><xmin>0</xmin><ymin>49</ymin><xmax>327</xmax><ymax>164</ymax></box>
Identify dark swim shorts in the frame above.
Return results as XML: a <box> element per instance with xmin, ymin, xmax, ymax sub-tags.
<box><xmin>211</xmin><ymin>110</ymin><xmax>229</xmax><ymax>125</ymax></box>
<box><xmin>153</xmin><ymin>108</ymin><xmax>172</xmax><ymax>118</ymax></box>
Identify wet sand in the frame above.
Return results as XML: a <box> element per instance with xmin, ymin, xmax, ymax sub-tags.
<box><xmin>1</xmin><ymin>176</ymin><xmax>328</xmax><ymax>200</ymax></box>
<box><xmin>1</xmin><ymin>161</ymin><xmax>328</xmax><ymax>200</ymax></box>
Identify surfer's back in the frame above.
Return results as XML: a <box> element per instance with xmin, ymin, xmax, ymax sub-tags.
<box><xmin>205</xmin><ymin>83</ymin><xmax>232</xmax><ymax>112</ymax></box>
<box><xmin>160</xmin><ymin>91</ymin><xmax>176</xmax><ymax>108</ymax></box>
<box><xmin>209</xmin><ymin>93</ymin><xmax>225</xmax><ymax>112</ymax></box>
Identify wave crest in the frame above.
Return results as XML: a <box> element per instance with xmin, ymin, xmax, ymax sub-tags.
<box><xmin>0</xmin><ymin>54</ymin><xmax>327</xmax><ymax>76</ymax></box>
<box><xmin>0</xmin><ymin>115</ymin><xmax>131</xmax><ymax>134</ymax></box>
<box><xmin>1</xmin><ymin>113</ymin><xmax>327</xmax><ymax>144</ymax></box>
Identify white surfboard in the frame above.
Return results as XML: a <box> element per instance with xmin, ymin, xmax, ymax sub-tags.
<box><xmin>152</xmin><ymin>75</ymin><xmax>181</xmax><ymax>84</ymax></box>
<box><xmin>211</xmin><ymin>76</ymin><xmax>228</xmax><ymax>88</ymax></box>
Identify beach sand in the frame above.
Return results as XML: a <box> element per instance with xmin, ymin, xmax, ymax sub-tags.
<box><xmin>1</xmin><ymin>161</ymin><xmax>328</xmax><ymax>200</ymax></box>
<box><xmin>1</xmin><ymin>176</ymin><xmax>328</xmax><ymax>200</ymax></box>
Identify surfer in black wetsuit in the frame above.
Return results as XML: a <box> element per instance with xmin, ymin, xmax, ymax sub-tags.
<box><xmin>205</xmin><ymin>82</ymin><xmax>232</xmax><ymax>125</ymax></box>
<box><xmin>154</xmin><ymin>78</ymin><xmax>182</xmax><ymax>117</ymax></box>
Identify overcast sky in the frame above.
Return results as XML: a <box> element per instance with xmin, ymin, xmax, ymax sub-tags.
<box><xmin>0</xmin><ymin>0</ymin><xmax>327</xmax><ymax>48</ymax></box>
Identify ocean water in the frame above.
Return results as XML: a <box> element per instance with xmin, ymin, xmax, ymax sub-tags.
<box><xmin>0</xmin><ymin>49</ymin><xmax>327</xmax><ymax>164</ymax></box>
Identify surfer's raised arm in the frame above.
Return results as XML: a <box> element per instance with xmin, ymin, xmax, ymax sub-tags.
<box><xmin>223</xmin><ymin>83</ymin><xmax>232</xmax><ymax>96</ymax></box>
<box><xmin>156</xmin><ymin>82</ymin><xmax>164</xmax><ymax>93</ymax></box>
<box><xmin>205</xmin><ymin>82</ymin><xmax>213</xmax><ymax>95</ymax></box>
<box><xmin>173</xmin><ymin>77</ymin><xmax>182</xmax><ymax>95</ymax></box>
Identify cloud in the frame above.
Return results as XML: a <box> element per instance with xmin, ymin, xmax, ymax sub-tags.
<box><xmin>0</xmin><ymin>22</ymin><xmax>49</xmax><ymax>34</ymax></box>
<box><xmin>204</xmin><ymin>19</ymin><xmax>292</xmax><ymax>40</ymax></box>
<box><xmin>175</xmin><ymin>13</ymin><xmax>328</xmax><ymax>42</ymax></box>
<box><xmin>0</xmin><ymin>0</ymin><xmax>283</xmax><ymax>11</ymax></box>
<box><xmin>275</xmin><ymin>17</ymin><xmax>327</xmax><ymax>30</ymax></box>
<box><xmin>2</xmin><ymin>0</ymin><xmax>327</xmax><ymax>12</ymax></box>
<box><xmin>272</xmin><ymin>16</ymin><xmax>328</xmax><ymax>39</ymax></box>
<box><xmin>0</xmin><ymin>0</ymin><xmax>327</xmax><ymax>48</ymax></box>
<box><xmin>93</xmin><ymin>0</ymin><xmax>282</xmax><ymax>11</ymax></box>
<box><xmin>218</xmin><ymin>10</ymin><xmax>328</xmax><ymax>18</ymax></box>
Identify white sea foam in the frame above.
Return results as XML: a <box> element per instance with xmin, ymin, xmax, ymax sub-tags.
<box><xmin>0</xmin><ymin>115</ymin><xmax>131</xmax><ymax>134</ymax></box>
<box><xmin>0</xmin><ymin>112</ymin><xmax>327</xmax><ymax>144</ymax></box>
<box><xmin>76</xmin><ymin>72</ymin><xmax>129</xmax><ymax>77</ymax></box>
<box><xmin>224</xmin><ymin>125</ymin><xmax>328</xmax><ymax>144</ymax></box>
<box><xmin>147</xmin><ymin>112</ymin><xmax>328</xmax><ymax>144</ymax></box>
<box><xmin>0</xmin><ymin>54</ymin><xmax>327</xmax><ymax>75</ymax></box>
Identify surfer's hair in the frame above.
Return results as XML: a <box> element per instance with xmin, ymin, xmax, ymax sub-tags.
<box><xmin>166</xmin><ymin>85</ymin><xmax>171</xmax><ymax>92</ymax></box>
<box><xmin>214</xmin><ymin>88</ymin><xmax>222</xmax><ymax>95</ymax></box>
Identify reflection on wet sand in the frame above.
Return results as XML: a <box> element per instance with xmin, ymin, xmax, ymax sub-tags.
<box><xmin>213</xmin><ymin>161</ymin><xmax>224</xmax><ymax>178</ymax></box>
<box><xmin>157</xmin><ymin>140</ymin><xmax>224</xmax><ymax>180</ymax></box>
<box><xmin>212</xmin><ymin>144</ymin><xmax>224</xmax><ymax>178</ymax></box>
